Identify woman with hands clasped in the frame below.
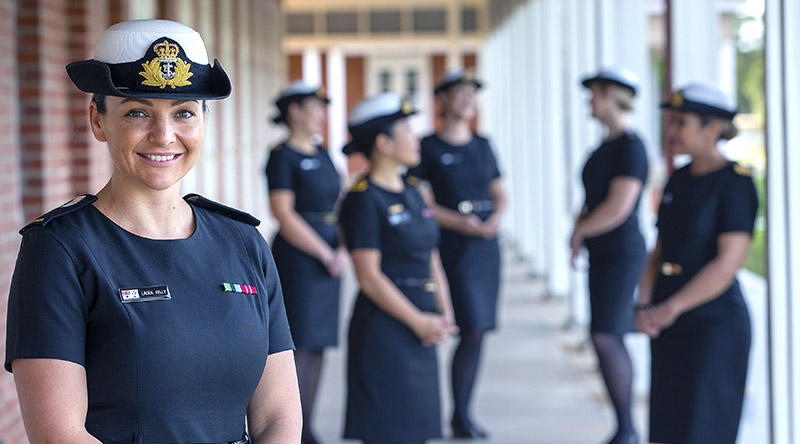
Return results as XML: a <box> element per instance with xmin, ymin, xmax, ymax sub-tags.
<box><xmin>637</xmin><ymin>83</ymin><xmax>757</xmax><ymax>444</ymax></box>
<box><xmin>570</xmin><ymin>67</ymin><xmax>649</xmax><ymax>444</ymax></box>
<box><xmin>406</xmin><ymin>69</ymin><xmax>506</xmax><ymax>439</ymax></box>
<box><xmin>339</xmin><ymin>93</ymin><xmax>457</xmax><ymax>444</ymax></box>
<box><xmin>266</xmin><ymin>81</ymin><xmax>348</xmax><ymax>444</ymax></box>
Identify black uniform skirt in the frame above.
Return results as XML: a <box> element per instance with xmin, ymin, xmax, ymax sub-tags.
<box><xmin>344</xmin><ymin>286</ymin><xmax>442</xmax><ymax>442</ymax></box>
<box><xmin>586</xmin><ymin>235</ymin><xmax>646</xmax><ymax>334</ymax></box>
<box><xmin>271</xmin><ymin>229</ymin><xmax>340</xmax><ymax>350</ymax></box>
<box><xmin>649</xmin><ymin>276</ymin><xmax>751</xmax><ymax>444</ymax></box>
<box><xmin>439</xmin><ymin>227</ymin><xmax>500</xmax><ymax>331</ymax></box>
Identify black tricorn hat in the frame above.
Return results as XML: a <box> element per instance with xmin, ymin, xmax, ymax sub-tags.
<box><xmin>66</xmin><ymin>19</ymin><xmax>231</xmax><ymax>100</ymax></box>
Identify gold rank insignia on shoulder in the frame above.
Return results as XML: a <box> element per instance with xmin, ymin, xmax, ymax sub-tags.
<box><xmin>669</xmin><ymin>91</ymin><xmax>684</xmax><ymax>107</ymax></box>
<box><xmin>139</xmin><ymin>40</ymin><xmax>193</xmax><ymax>89</ymax></box>
<box><xmin>270</xmin><ymin>143</ymin><xmax>282</xmax><ymax>152</ymax></box>
<box><xmin>734</xmin><ymin>164</ymin><xmax>751</xmax><ymax>176</ymax></box>
<box><xmin>401</xmin><ymin>98</ymin><xmax>413</xmax><ymax>115</ymax></box>
<box><xmin>351</xmin><ymin>178</ymin><xmax>369</xmax><ymax>192</ymax></box>
<box><xmin>388</xmin><ymin>203</ymin><xmax>405</xmax><ymax>214</ymax></box>
<box><xmin>406</xmin><ymin>176</ymin><xmax>420</xmax><ymax>186</ymax></box>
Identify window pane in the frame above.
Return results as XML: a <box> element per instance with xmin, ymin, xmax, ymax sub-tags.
<box><xmin>413</xmin><ymin>9</ymin><xmax>446</xmax><ymax>32</ymax></box>
<box><xmin>462</xmin><ymin>7</ymin><xmax>478</xmax><ymax>33</ymax></box>
<box><xmin>326</xmin><ymin>11</ymin><xmax>358</xmax><ymax>34</ymax></box>
<box><xmin>287</xmin><ymin>13</ymin><xmax>314</xmax><ymax>34</ymax></box>
<box><xmin>370</xmin><ymin>10</ymin><xmax>402</xmax><ymax>33</ymax></box>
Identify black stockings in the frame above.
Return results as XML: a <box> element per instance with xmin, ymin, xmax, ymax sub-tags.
<box><xmin>591</xmin><ymin>333</ymin><xmax>636</xmax><ymax>444</ymax></box>
<box><xmin>295</xmin><ymin>349</ymin><xmax>324</xmax><ymax>444</ymax></box>
<box><xmin>451</xmin><ymin>328</ymin><xmax>486</xmax><ymax>429</ymax></box>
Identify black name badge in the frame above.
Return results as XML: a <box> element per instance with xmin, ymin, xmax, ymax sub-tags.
<box><xmin>118</xmin><ymin>285</ymin><xmax>171</xmax><ymax>303</ymax></box>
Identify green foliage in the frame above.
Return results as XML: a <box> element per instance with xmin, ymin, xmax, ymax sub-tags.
<box><xmin>736</xmin><ymin>48</ymin><xmax>765</xmax><ymax>116</ymax></box>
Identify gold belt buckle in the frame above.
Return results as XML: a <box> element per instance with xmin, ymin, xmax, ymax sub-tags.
<box><xmin>661</xmin><ymin>262</ymin><xmax>683</xmax><ymax>276</ymax></box>
<box><xmin>323</xmin><ymin>212</ymin><xmax>337</xmax><ymax>224</ymax></box>
<box><xmin>423</xmin><ymin>279</ymin><xmax>438</xmax><ymax>292</ymax></box>
<box><xmin>458</xmin><ymin>200</ymin><xmax>473</xmax><ymax>214</ymax></box>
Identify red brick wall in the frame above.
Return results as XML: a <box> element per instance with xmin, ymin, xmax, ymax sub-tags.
<box><xmin>0</xmin><ymin>0</ymin><xmax>25</xmax><ymax>441</ymax></box>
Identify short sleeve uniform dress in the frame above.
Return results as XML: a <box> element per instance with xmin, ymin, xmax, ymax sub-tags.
<box><xmin>581</xmin><ymin>130</ymin><xmax>649</xmax><ymax>333</ymax></box>
<box><xmin>5</xmin><ymin>195</ymin><xmax>294</xmax><ymax>444</ymax></box>
<box><xmin>339</xmin><ymin>177</ymin><xmax>442</xmax><ymax>442</ymax></box>
<box><xmin>266</xmin><ymin>143</ymin><xmax>342</xmax><ymax>349</ymax></box>
<box><xmin>649</xmin><ymin>162</ymin><xmax>758</xmax><ymax>444</ymax></box>
<box><xmin>407</xmin><ymin>134</ymin><xmax>501</xmax><ymax>331</ymax></box>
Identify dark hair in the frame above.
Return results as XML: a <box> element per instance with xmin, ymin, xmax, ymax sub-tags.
<box><xmin>91</xmin><ymin>93</ymin><xmax>209</xmax><ymax>114</ymax></box>
<box><xmin>699</xmin><ymin>114</ymin><xmax>738</xmax><ymax>141</ymax></box>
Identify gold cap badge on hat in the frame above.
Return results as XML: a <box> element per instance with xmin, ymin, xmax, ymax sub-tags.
<box><xmin>139</xmin><ymin>40</ymin><xmax>193</xmax><ymax>89</ymax></box>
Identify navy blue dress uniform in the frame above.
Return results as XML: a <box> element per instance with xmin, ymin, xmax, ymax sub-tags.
<box><xmin>406</xmin><ymin>132</ymin><xmax>501</xmax><ymax>331</ymax></box>
<box><xmin>266</xmin><ymin>82</ymin><xmax>341</xmax><ymax>349</ymax></box>
<box><xmin>5</xmin><ymin>195</ymin><xmax>293</xmax><ymax>443</ymax></box>
<box><xmin>5</xmin><ymin>19</ymin><xmax>294</xmax><ymax>444</ymax></box>
<box><xmin>339</xmin><ymin>93</ymin><xmax>443</xmax><ymax>442</ymax></box>
<box><xmin>579</xmin><ymin>83</ymin><xmax>649</xmax><ymax>334</ymax></box>
<box><xmin>648</xmin><ymin>84</ymin><xmax>758</xmax><ymax>443</ymax></box>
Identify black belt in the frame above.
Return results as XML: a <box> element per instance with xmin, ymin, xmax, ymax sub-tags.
<box><xmin>392</xmin><ymin>277</ymin><xmax>438</xmax><ymax>292</ymax></box>
<box><xmin>455</xmin><ymin>199</ymin><xmax>493</xmax><ymax>214</ymax></box>
<box><xmin>300</xmin><ymin>211</ymin><xmax>337</xmax><ymax>224</ymax></box>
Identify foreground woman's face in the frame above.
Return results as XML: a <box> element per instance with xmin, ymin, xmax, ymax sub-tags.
<box><xmin>91</xmin><ymin>96</ymin><xmax>205</xmax><ymax>192</ymax></box>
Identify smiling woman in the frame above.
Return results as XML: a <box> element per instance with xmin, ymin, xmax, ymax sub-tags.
<box><xmin>4</xmin><ymin>19</ymin><xmax>301</xmax><ymax>444</ymax></box>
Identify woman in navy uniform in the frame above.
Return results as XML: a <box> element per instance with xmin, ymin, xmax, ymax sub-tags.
<box><xmin>266</xmin><ymin>81</ymin><xmax>345</xmax><ymax>444</ymax></box>
<box><xmin>637</xmin><ymin>83</ymin><xmax>757</xmax><ymax>444</ymax></box>
<box><xmin>4</xmin><ymin>20</ymin><xmax>300</xmax><ymax>444</ymax></box>
<box><xmin>570</xmin><ymin>67</ymin><xmax>648</xmax><ymax>444</ymax></box>
<box><xmin>339</xmin><ymin>93</ymin><xmax>458</xmax><ymax>444</ymax></box>
<box><xmin>406</xmin><ymin>69</ymin><xmax>506</xmax><ymax>439</ymax></box>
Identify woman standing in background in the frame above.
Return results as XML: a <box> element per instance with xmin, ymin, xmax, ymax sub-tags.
<box><xmin>571</xmin><ymin>67</ymin><xmax>649</xmax><ymax>444</ymax></box>
<box><xmin>407</xmin><ymin>69</ymin><xmax>506</xmax><ymax>439</ymax></box>
<box><xmin>267</xmin><ymin>81</ymin><xmax>346</xmax><ymax>444</ymax></box>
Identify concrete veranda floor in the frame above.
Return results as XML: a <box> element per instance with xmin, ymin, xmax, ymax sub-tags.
<box><xmin>305</xmin><ymin>246</ymin><xmax>648</xmax><ymax>444</ymax></box>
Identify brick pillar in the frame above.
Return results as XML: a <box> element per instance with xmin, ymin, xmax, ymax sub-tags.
<box><xmin>18</xmin><ymin>0</ymin><xmax>74</xmax><ymax>221</ymax></box>
<box><xmin>67</xmin><ymin>0</ymin><xmax>111</xmax><ymax>195</ymax></box>
<box><xmin>0</xmin><ymin>0</ymin><xmax>26</xmax><ymax>441</ymax></box>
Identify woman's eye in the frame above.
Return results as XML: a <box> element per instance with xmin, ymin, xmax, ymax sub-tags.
<box><xmin>175</xmin><ymin>110</ymin><xmax>196</xmax><ymax>118</ymax></box>
<box><xmin>125</xmin><ymin>109</ymin><xmax>147</xmax><ymax>118</ymax></box>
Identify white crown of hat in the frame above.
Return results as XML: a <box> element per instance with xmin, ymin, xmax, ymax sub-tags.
<box><xmin>280</xmin><ymin>80</ymin><xmax>321</xmax><ymax>99</ymax></box>
<box><xmin>596</xmin><ymin>66</ymin><xmax>640</xmax><ymax>90</ymax></box>
<box><xmin>680</xmin><ymin>82</ymin><xmax>735</xmax><ymax>112</ymax></box>
<box><xmin>93</xmin><ymin>19</ymin><xmax>209</xmax><ymax>65</ymax></box>
<box><xmin>349</xmin><ymin>92</ymin><xmax>404</xmax><ymax>126</ymax></box>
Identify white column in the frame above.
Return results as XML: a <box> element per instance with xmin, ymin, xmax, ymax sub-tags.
<box><xmin>198</xmin><ymin>0</ymin><xmax>218</xmax><ymax>200</ymax></box>
<box><xmin>671</xmin><ymin>0</ymin><xmax>718</xmax><ymax>85</ymax></box>
<box><xmin>302</xmin><ymin>48</ymin><xmax>322</xmax><ymax>86</ymax></box>
<box><xmin>446</xmin><ymin>0</ymin><xmax>462</xmax><ymax>70</ymax></box>
<box><xmin>765</xmin><ymin>0</ymin><xmax>800</xmax><ymax>442</ymax></box>
<box><xmin>540</xmin><ymin>0</ymin><xmax>569</xmax><ymax>297</ymax></box>
<box><xmin>237</xmin><ymin>0</ymin><xmax>253</xmax><ymax>210</ymax></box>
<box><xmin>326</xmin><ymin>48</ymin><xmax>347</xmax><ymax>174</ymax></box>
<box><xmin>525</xmin><ymin>0</ymin><xmax>546</xmax><ymax>275</ymax></box>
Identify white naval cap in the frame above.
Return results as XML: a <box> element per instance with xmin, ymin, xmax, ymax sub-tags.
<box><xmin>434</xmin><ymin>69</ymin><xmax>484</xmax><ymax>94</ymax></box>
<box><xmin>581</xmin><ymin>66</ymin><xmax>640</xmax><ymax>96</ymax></box>
<box><xmin>66</xmin><ymin>19</ymin><xmax>230</xmax><ymax>100</ymax></box>
<box><xmin>343</xmin><ymin>92</ymin><xmax>416</xmax><ymax>155</ymax></box>
<box><xmin>93</xmin><ymin>19</ymin><xmax>209</xmax><ymax>64</ymax></box>
<box><xmin>660</xmin><ymin>83</ymin><xmax>737</xmax><ymax>120</ymax></box>
<box><xmin>272</xmin><ymin>80</ymin><xmax>330</xmax><ymax>124</ymax></box>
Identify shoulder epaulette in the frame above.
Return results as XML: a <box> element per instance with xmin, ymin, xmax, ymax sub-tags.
<box><xmin>20</xmin><ymin>194</ymin><xmax>97</xmax><ymax>234</ymax></box>
<box><xmin>406</xmin><ymin>176</ymin><xmax>421</xmax><ymax>187</ymax></box>
<box><xmin>350</xmin><ymin>178</ymin><xmax>369</xmax><ymax>193</ymax></box>
<box><xmin>183</xmin><ymin>194</ymin><xmax>261</xmax><ymax>226</ymax></box>
<box><xmin>733</xmin><ymin>164</ymin><xmax>751</xmax><ymax>177</ymax></box>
